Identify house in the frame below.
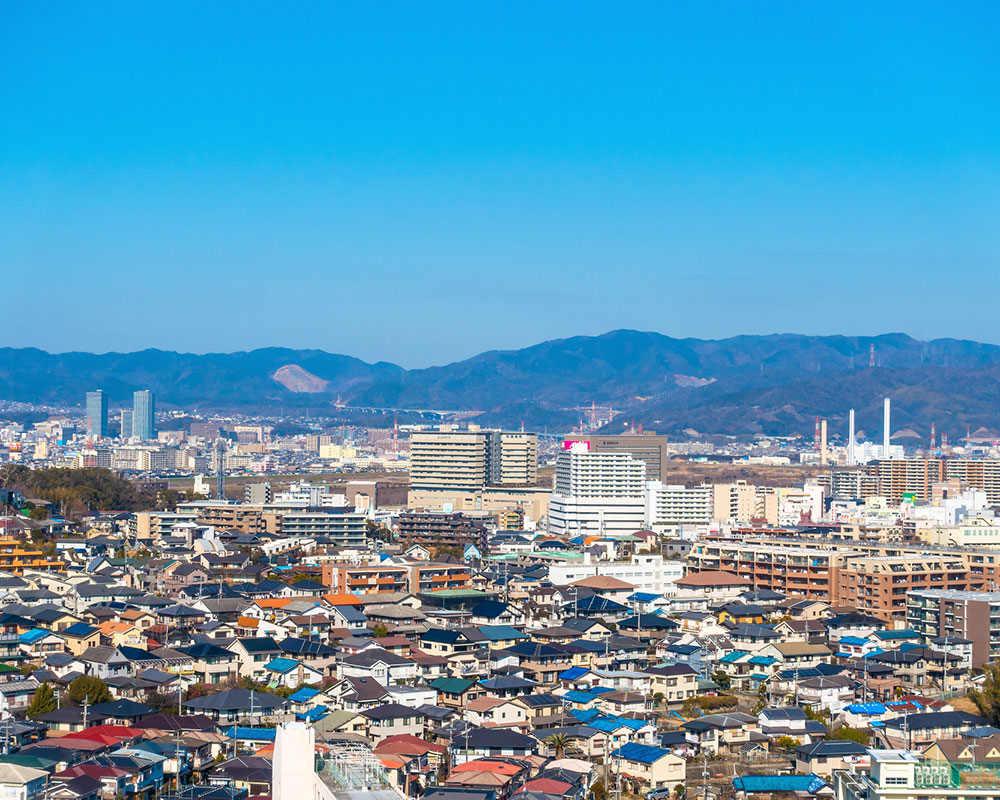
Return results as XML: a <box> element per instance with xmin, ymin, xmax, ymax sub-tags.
<box><xmin>429</xmin><ymin>678</ymin><xmax>485</xmax><ymax>710</ymax></box>
<box><xmin>263</xmin><ymin>658</ymin><xmax>324</xmax><ymax>688</ymax></box>
<box><xmin>180</xmin><ymin>643</ymin><xmax>240</xmax><ymax>685</ymax></box>
<box><xmin>0</xmin><ymin>761</ymin><xmax>48</xmax><ymax>800</ymax></box>
<box><xmin>643</xmin><ymin>664</ymin><xmax>699</xmax><ymax>709</ymax></box>
<box><xmin>794</xmin><ymin>740</ymin><xmax>869</xmax><ymax>777</ymax></box>
<box><xmin>361</xmin><ymin>703</ymin><xmax>424</xmax><ymax>744</ymax></box>
<box><xmin>733</xmin><ymin>774</ymin><xmax>832</xmax><ymax>798</ymax></box>
<box><xmin>757</xmin><ymin>707</ymin><xmax>827</xmax><ymax>744</ymax></box>
<box><xmin>609</xmin><ymin>743</ymin><xmax>685</xmax><ymax>792</ymax></box>
<box><xmin>328</xmin><ymin>676</ymin><xmax>391</xmax><ymax>711</ymax></box>
<box><xmin>468</xmin><ymin>602</ymin><xmax>525</xmax><ymax>628</ymax></box>
<box><xmin>227</xmin><ymin>637</ymin><xmax>284</xmax><ymax>681</ymax></box>
<box><xmin>182</xmin><ymin>688</ymin><xmax>289</xmax><ymax>724</ymax></box>
<box><xmin>62</xmin><ymin>623</ymin><xmax>102</xmax><ymax>657</ymax></box>
<box><xmin>334</xmin><ymin>647</ymin><xmax>414</xmax><ymax>683</ymax></box>
<box><xmin>680</xmin><ymin>713</ymin><xmax>759</xmax><ymax>754</ymax></box>
<box><xmin>795</xmin><ymin>675</ymin><xmax>855</xmax><ymax>713</ymax></box>
<box><xmin>878</xmin><ymin>711</ymin><xmax>989</xmax><ymax>749</ymax></box>
<box><xmin>449</xmin><ymin>727</ymin><xmax>537</xmax><ymax>766</ymax></box>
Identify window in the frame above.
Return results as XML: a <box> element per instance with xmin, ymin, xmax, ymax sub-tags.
<box><xmin>884</xmin><ymin>777</ymin><xmax>907</xmax><ymax>786</ymax></box>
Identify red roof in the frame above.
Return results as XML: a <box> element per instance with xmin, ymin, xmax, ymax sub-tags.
<box><xmin>519</xmin><ymin>779</ymin><xmax>573</xmax><ymax>795</ymax></box>
<box><xmin>451</xmin><ymin>760</ymin><xmax>522</xmax><ymax>776</ymax></box>
<box><xmin>374</xmin><ymin>734</ymin><xmax>446</xmax><ymax>756</ymax></box>
<box><xmin>63</xmin><ymin>725</ymin><xmax>144</xmax><ymax>745</ymax></box>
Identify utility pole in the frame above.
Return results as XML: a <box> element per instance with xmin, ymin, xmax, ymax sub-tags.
<box><xmin>701</xmin><ymin>751</ymin><xmax>710</xmax><ymax>800</ymax></box>
<box><xmin>82</xmin><ymin>695</ymin><xmax>89</xmax><ymax>730</ymax></box>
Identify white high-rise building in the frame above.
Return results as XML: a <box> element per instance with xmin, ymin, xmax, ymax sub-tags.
<box><xmin>547</xmin><ymin>443</ymin><xmax>646</xmax><ymax>535</ymax></box>
<box><xmin>645</xmin><ymin>482</ymin><xmax>713</xmax><ymax>531</ymax></box>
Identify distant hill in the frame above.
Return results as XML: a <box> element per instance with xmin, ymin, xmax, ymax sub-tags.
<box><xmin>4</xmin><ymin>331</ymin><xmax>1000</xmax><ymax>438</ymax></box>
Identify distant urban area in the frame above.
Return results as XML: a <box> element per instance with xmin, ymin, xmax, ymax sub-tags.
<box><xmin>0</xmin><ymin>381</ymin><xmax>998</xmax><ymax>800</ymax></box>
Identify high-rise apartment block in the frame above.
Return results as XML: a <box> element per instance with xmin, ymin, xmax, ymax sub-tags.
<box><xmin>132</xmin><ymin>390</ymin><xmax>156</xmax><ymax>440</ymax></box>
<box><xmin>408</xmin><ymin>429</ymin><xmax>537</xmax><ymax>491</ymax></box>
<box><xmin>547</xmin><ymin>443</ymin><xmax>647</xmax><ymax>535</ymax></box>
<box><xmin>120</xmin><ymin>410</ymin><xmax>133</xmax><ymax>440</ymax></box>
<box><xmin>85</xmin><ymin>390</ymin><xmax>108</xmax><ymax>438</ymax></box>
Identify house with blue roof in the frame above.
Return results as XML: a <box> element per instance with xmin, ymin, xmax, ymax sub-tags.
<box><xmin>264</xmin><ymin>657</ymin><xmax>323</xmax><ymax>689</ymax></box>
<box><xmin>610</xmin><ymin>743</ymin><xmax>685</xmax><ymax>792</ymax></box>
<box><xmin>18</xmin><ymin>628</ymin><xmax>65</xmax><ymax>659</ymax></box>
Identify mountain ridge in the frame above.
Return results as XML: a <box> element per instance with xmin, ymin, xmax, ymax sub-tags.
<box><xmin>3</xmin><ymin>331</ymin><xmax>1000</xmax><ymax>437</ymax></box>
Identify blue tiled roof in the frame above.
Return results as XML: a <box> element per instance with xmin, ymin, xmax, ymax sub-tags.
<box><xmin>611</xmin><ymin>742</ymin><xmax>673</xmax><ymax>764</ymax></box>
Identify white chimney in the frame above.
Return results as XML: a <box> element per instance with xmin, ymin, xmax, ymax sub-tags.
<box><xmin>848</xmin><ymin>409</ymin><xmax>856</xmax><ymax>466</ymax></box>
<box><xmin>883</xmin><ymin>397</ymin><xmax>891</xmax><ymax>459</ymax></box>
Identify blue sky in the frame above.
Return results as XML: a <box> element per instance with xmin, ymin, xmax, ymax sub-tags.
<box><xmin>2</xmin><ymin>3</ymin><xmax>998</xmax><ymax>367</ymax></box>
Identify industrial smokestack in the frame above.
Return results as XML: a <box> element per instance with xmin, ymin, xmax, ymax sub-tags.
<box><xmin>883</xmin><ymin>397</ymin><xmax>891</xmax><ymax>459</ymax></box>
<box><xmin>930</xmin><ymin>421</ymin><xmax>936</xmax><ymax>453</ymax></box>
<box><xmin>848</xmin><ymin>409</ymin><xmax>856</xmax><ymax>466</ymax></box>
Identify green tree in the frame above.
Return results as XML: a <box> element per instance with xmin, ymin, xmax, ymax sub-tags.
<box><xmin>834</xmin><ymin>726</ymin><xmax>871</xmax><ymax>745</ymax></box>
<box><xmin>67</xmin><ymin>675</ymin><xmax>111</xmax><ymax>706</ymax></box>
<box><xmin>775</xmin><ymin>735</ymin><xmax>799</xmax><ymax>750</ymax></box>
<box><xmin>589</xmin><ymin>780</ymin><xmax>607</xmax><ymax>800</ymax></box>
<box><xmin>971</xmin><ymin>663</ymin><xmax>1000</xmax><ymax>725</ymax></box>
<box><xmin>372</xmin><ymin>623</ymin><xmax>389</xmax><ymax>638</ymax></box>
<box><xmin>544</xmin><ymin>733</ymin><xmax>571</xmax><ymax>759</ymax></box>
<box><xmin>26</xmin><ymin>683</ymin><xmax>57</xmax><ymax>718</ymax></box>
<box><xmin>673</xmin><ymin>784</ymin><xmax>685</xmax><ymax>799</ymax></box>
<box><xmin>652</xmin><ymin>692</ymin><xmax>665</xmax><ymax>708</ymax></box>
<box><xmin>711</xmin><ymin>670</ymin><xmax>731</xmax><ymax>690</ymax></box>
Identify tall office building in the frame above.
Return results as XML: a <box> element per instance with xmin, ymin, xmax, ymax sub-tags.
<box><xmin>409</xmin><ymin>429</ymin><xmax>538</xmax><ymax>491</ymax></box>
<box><xmin>547</xmin><ymin>443</ymin><xmax>647</xmax><ymax>535</ymax></box>
<box><xmin>85</xmin><ymin>390</ymin><xmax>108</xmax><ymax>438</ymax></box>
<box><xmin>578</xmin><ymin>434</ymin><xmax>669</xmax><ymax>481</ymax></box>
<box><xmin>132</xmin><ymin>390</ymin><xmax>156</xmax><ymax>440</ymax></box>
<box><xmin>119</xmin><ymin>410</ymin><xmax>133</xmax><ymax>440</ymax></box>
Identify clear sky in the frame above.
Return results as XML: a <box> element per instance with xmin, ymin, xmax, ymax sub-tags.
<box><xmin>2</xmin><ymin>3</ymin><xmax>998</xmax><ymax>367</ymax></box>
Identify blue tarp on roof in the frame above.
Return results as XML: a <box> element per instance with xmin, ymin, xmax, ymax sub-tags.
<box><xmin>264</xmin><ymin>657</ymin><xmax>301</xmax><ymax>673</ymax></box>
<box><xmin>845</xmin><ymin>703</ymin><xmax>887</xmax><ymax>715</ymax></box>
<box><xmin>570</xmin><ymin>708</ymin><xmax>601</xmax><ymax>723</ymax></box>
<box><xmin>223</xmin><ymin>727</ymin><xmax>277</xmax><ymax>741</ymax></box>
<box><xmin>558</xmin><ymin>667</ymin><xmax>589</xmax><ymax>681</ymax></box>
<box><xmin>19</xmin><ymin>628</ymin><xmax>55</xmax><ymax>644</ymax></box>
<box><xmin>838</xmin><ymin>636</ymin><xmax>869</xmax><ymax>646</ymax></box>
<box><xmin>748</xmin><ymin>656</ymin><xmax>777</xmax><ymax>665</ymax></box>
<box><xmin>288</xmin><ymin>687</ymin><xmax>320</xmax><ymax>703</ymax></box>
<box><xmin>733</xmin><ymin>775</ymin><xmax>826</xmax><ymax>794</ymax></box>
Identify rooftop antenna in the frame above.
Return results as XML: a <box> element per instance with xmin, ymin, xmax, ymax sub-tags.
<box><xmin>869</xmin><ymin>343</ymin><xmax>876</xmax><ymax>368</ymax></box>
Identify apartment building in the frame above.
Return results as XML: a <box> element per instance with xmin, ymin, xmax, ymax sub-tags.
<box><xmin>837</xmin><ymin>555</ymin><xmax>974</xmax><ymax>623</ymax></box>
<box><xmin>407</xmin><ymin>564</ymin><xmax>473</xmax><ymax>595</ymax></box>
<box><xmin>644</xmin><ymin>482</ymin><xmax>712</xmax><ymax>531</ymax></box>
<box><xmin>408</xmin><ymin>430</ymin><xmax>538</xmax><ymax>491</ymax></box>
<box><xmin>397</xmin><ymin>512</ymin><xmax>486</xmax><ymax>547</ymax></box>
<box><xmin>688</xmin><ymin>540</ymin><xmax>853</xmax><ymax>602</ymax></box>
<box><xmin>907</xmin><ymin>588</ymin><xmax>1000</xmax><ymax>667</ymax></box>
<box><xmin>548</xmin><ymin>445</ymin><xmax>646</xmax><ymax>535</ymax></box>
<box><xmin>865</xmin><ymin>458</ymin><xmax>1000</xmax><ymax>504</ymax></box>
<box><xmin>323</xmin><ymin>565</ymin><xmax>410</xmax><ymax>595</ymax></box>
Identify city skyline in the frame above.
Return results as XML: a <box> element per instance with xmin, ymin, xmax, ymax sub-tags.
<box><xmin>3</xmin><ymin>4</ymin><xmax>999</xmax><ymax>365</ymax></box>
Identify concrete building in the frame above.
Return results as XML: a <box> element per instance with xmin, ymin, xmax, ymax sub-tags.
<box><xmin>907</xmin><ymin>588</ymin><xmax>1000</xmax><ymax>668</ymax></box>
<box><xmin>409</xmin><ymin>429</ymin><xmax>538</xmax><ymax>491</ymax></box>
<box><xmin>579</xmin><ymin>433</ymin><xmax>669</xmax><ymax>481</ymax></box>
<box><xmin>132</xmin><ymin>390</ymin><xmax>156</xmax><ymax>441</ymax></box>
<box><xmin>120</xmin><ymin>409</ymin><xmax>133</xmax><ymax>440</ymax></box>
<box><xmin>645</xmin><ymin>482</ymin><xmax>712</xmax><ymax>531</ymax></box>
<box><xmin>85</xmin><ymin>390</ymin><xmax>108</xmax><ymax>438</ymax></box>
<box><xmin>547</xmin><ymin>444</ymin><xmax>646</xmax><ymax>535</ymax></box>
<box><xmin>547</xmin><ymin>553</ymin><xmax>684</xmax><ymax>595</ymax></box>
